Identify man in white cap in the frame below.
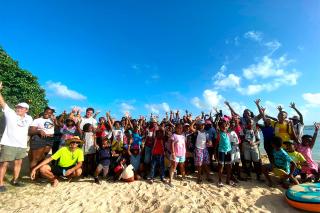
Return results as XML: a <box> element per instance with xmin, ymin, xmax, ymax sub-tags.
<box><xmin>0</xmin><ymin>82</ymin><xmax>33</xmax><ymax>192</ymax></box>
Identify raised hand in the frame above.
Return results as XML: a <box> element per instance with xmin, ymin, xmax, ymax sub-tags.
<box><xmin>289</xmin><ymin>102</ymin><xmax>296</xmax><ymax>109</ymax></box>
<box><xmin>314</xmin><ymin>122</ymin><xmax>319</xmax><ymax>132</ymax></box>
<box><xmin>277</xmin><ymin>105</ymin><xmax>283</xmax><ymax>112</ymax></box>
<box><xmin>224</xmin><ymin>101</ymin><xmax>230</xmax><ymax>106</ymax></box>
<box><xmin>254</xmin><ymin>99</ymin><xmax>261</xmax><ymax>105</ymax></box>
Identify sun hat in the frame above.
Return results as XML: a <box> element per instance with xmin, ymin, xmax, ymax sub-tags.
<box><xmin>150</xmin><ymin>117</ymin><xmax>157</xmax><ymax>123</ymax></box>
<box><xmin>15</xmin><ymin>102</ymin><xmax>29</xmax><ymax>109</ymax></box>
<box><xmin>65</xmin><ymin>136</ymin><xmax>84</xmax><ymax>145</ymax></box>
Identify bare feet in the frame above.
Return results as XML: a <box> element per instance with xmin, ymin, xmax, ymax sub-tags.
<box><xmin>51</xmin><ymin>179</ymin><xmax>59</xmax><ymax>187</ymax></box>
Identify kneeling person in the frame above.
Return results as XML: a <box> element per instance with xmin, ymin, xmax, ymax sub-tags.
<box><xmin>30</xmin><ymin>136</ymin><xmax>84</xmax><ymax>187</ymax></box>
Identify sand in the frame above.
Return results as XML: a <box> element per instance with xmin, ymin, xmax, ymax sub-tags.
<box><xmin>0</xmin><ymin>172</ymin><xmax>304</xmax><ymax>213</ymax></box>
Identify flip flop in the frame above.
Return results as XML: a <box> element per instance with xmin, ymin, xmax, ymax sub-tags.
<box><xmin>217</xmin><ymin>182</ymin><xmax>224</xmax><ymax>187</ymax></box>
<box><xmin>227</xmin><ymin>181</ymin><xmax>237</xmax><ymax>187</ymax></box>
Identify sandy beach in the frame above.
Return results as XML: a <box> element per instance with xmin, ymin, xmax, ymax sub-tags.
<box><xmin>0</xmin><ymin>167</ymin><xmax>303</xmax><ymax>213</ymax></box>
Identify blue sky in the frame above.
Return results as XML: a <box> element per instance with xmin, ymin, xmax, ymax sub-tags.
<box><xmin>1</xmin><ymin>0</ymin><xmax>320</xmax><ymax>124</ymax></box>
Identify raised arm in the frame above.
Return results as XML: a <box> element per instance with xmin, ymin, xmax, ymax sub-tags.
<box><xmin>290</xmin><ymin>102</ymin><xmax>304</xmax><ymax>125</ymax></box>
<box><xmin>106</xmin><ymin>112</ymin><xmax>114</xmax><ymax>130</ymax></box>
<box><xmin>190</xmin><ymin>116</ymin><xmax>200</xmax><ymax>133</ymax></box>
<box><xmin>254</xmin><ymin>99</ymin><xmax>266</xmax><ymax>122</ymax></box>
<box><xmin>0</xmin><ymin>82</ymin><xmax>7</xmax><ymax>108</ymax></box>
<box><xmin>224</xmin><ymin>101</ymin><xmax>239</xmax><ymax>117</ymax></box>
<box><xmin>310</xmin><ymin>123</ymin><xmax>319</xmax><ymax>149</ymax></box>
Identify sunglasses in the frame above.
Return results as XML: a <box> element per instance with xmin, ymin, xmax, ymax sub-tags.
<box><xmin>70</xmin><ymin>142</ymin><xmax>80</xmax><ymax>145</ymax></box>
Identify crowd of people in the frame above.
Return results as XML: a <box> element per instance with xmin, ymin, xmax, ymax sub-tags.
<box><xmin>0</xmin><ymin>81</ymin><xmax>319</xmax><ymax>193</ymax></box>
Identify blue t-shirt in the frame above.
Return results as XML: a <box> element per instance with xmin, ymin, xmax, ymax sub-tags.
<box><xmin>206</xmin><ymin>127</ymin><xmax>216</xmax><ymax>142</ymax></box>
<box><xmin>273</xmin><ymin>148</ymin><xmax>292</xmax><ymax>173</ymax></box>
<box><xmin>218</xmin><ymin>132</ymin><xmax>232</xmax><ymax>153</ymax></box>
<box><xmin>132</xmin><ymin>133</ymin><xmax>143</xmax><ymax>146</ymax></box>
<box><xmin>97</xmin><ymin>147</ymin><xmax>111</xmax><ymax>166</ymax></box>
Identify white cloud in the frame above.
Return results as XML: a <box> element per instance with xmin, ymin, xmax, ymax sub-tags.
<box><xmin>145</xmin><ymin>102</ymin><xmax>170</xmax><ymax>114</ymax></box>
<box><xmin>46</xmin><ymin>81</ymin><xmax>86</xmax><ymax>100</ymax></box>
<box><xmin>191</xmin><ymin>89</ymin><xmax>224</xmax><ymax>110</ymax></box>
<box><xmin>244</xmin><ymin>31</ymin><xmax>263</xmax><ymax>42</ymax></box>
<box><xmin>302</xmin><ymin>93</ymin><xmax>320</xmax><ymax>107</ymax></box>
<box><xmin>214</xmin><ymin>73</ymin><xmax>241</xmax><ymax>89</ymax></box>
<box><xmin>264</xmin><ymin>40</ymin><xmax>282</xmax><ymax>55</ymax></box>
<box><xmin>120</xmin><ymin>102</ymin><xmax>135</xmax><ymax>114</ymax></box>
<box><xmin>151</xmin><ymin>74</ymin><xmax>160</xmax><ymax>80</ymax></box>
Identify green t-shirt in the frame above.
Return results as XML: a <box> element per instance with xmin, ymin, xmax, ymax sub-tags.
<box><xmin>288</xmin><ymin>151</ymin><xmax>306</xmax><ymax>169</ymax></box>
<box><xmin>51</xmin><ymin>147</ymin><xmax>84</xmax><ymax>167</ymax></box>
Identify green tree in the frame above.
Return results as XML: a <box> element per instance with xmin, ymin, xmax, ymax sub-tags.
<box><xmin>0</xmin><ymin>46</ymin><xmax>48</xmax><ymax>117</ymax></box>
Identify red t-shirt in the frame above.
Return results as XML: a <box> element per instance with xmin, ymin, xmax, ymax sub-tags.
<box><xmin>152</xmin><ymin>138</ymin><xmax>164</xmax><ymax>155</ymax></box>
<box><xmin>96</xmin><ymin>124</ymin><xmax>106</xmax><ymax>138</ymax></box>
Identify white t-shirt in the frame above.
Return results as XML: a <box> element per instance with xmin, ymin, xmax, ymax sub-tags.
<box><xmin>195</xmin><ymin>131</ymin><xmax>207</xmax><ymax>149</ymax></box>
<box><xmin>80</xmin><ymin>116</ymin><xmax>97</xmax><ymax>130</ymax></box>
<box><xmin>83</xmin><ymin>132</ymin><xmax>96</xmax><ymax>154</ymax></box>
<box><xmin>120</xmin><ymin>164</ymin><xmax>134</xmax><ymax>180</ymax></box>
<box><xmin>0</xmin><ymin>104</ymin><xmax>33</xmax><ymax>148</ymax></box>
<box><xmin>30</xmin><ymin>117</ymin><xmax>55</xmax><ymax>135</ymax></box>
<box><xmin>229</xmin><ymin>131</ymin><xmax>240</xmax><ymax>146</ymax></box>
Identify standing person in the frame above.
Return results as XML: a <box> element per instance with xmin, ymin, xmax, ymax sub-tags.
<box><xmin>30</xmin><ymin>136</ymin><xmax>84</xmax><ymax>187</ymax></box>
<box><xmin>289</xmin><ymin>102</ymin><xmax>304</xmax><ymax>144</ymax></box>
<box><xmin>144</xmin><ymin>117</ymin><xmax>158</xmax><ymax>175</ymax></box>
<box><xmin>79</xmin><ymin>107</ymin><xmax>97</xmax><ymax>131</ymax></box>
<box><xmin>93</xmin><ymin>137</ymin><xmax>112</xmax><ymax>184</ymax></box>
<box><xmin>0</xmin><ymin>82</ymin><xmax>33</xmax><ymax>192</ymax></box>
<box><xmin>241</xmin><ymin>118</ymin><xmax>262</xmax><ymax>181</ymax></box>
<box><xmin>148</xmin><ymin>129</ymin><xmax>166</xmax><ymax>183</ymax></box>
<box><xmin>82</xmin><ymin>123</ymin><xmax>97</xmax><ymax>177</ymax></box>
<box><xmin>216</xmin><ymin>118</ymin><xmax>235</xmax><ymax>187</ymax></box>
<box><xmin>28</xmin><ymin>107</ymin><xmax>55</xmax><ymax>172</ymax></box>
<box><xmin>190</xmin><ymin>118</ymin><xmax>212</xmax><ymax>184</ymax></box>
<box><xmin>168</xmin><ymin>124</ymin><xmax>186</xmax><ymax>187</ymax></box>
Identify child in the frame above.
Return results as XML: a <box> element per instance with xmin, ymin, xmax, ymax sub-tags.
<box><xmin>262</xmin><ymin>136</ymin><xmax>299</xmax><ymax>188</ymax></box>
<box><xmin>216</xmin><ymin>118</ymin><xmax>234</xmax><ymax>187</ymax></box>
<box><xmin>82</xmin><ymin>123</ymin><xmax>97</xmax><ymax>177</ymax></box>
<box><xmin>148</xmin><ymin>129</ymin><xmax>166</xmax><ymax>183</ymax></box>
<box><xmin>114</xmin><ymin>158</ymin><xmax>135</xmax><ymax>182</ymax></box>
<box><xmin>296</xmin><ymin>123</ymin><xmax>319</xmax><ymax>182</ymax></box>
<box><xmin>169</xmin><ymin>124</ymin><xmax>186</xmax><ymax>187</ymax></box>
<box><xmin>229</xmin><ymin>119</ymin><xmax>243</xmax><ymax>181</ymax></box>
<box><xmin>94</xmin><ymin>138</ymin><xmax>112</xmax><ymax>184</ymax></box>
<box><xmin>241</xmin><ymin>118</ymin><xmax>262</xmax><ymax>181</ymax></box>
<box><xmin>283</xmin><ymin>140</ymin><xmax>306</xmax><ymax>178</ymax></box>
<box><xmin>128</xmin><ymin>144</ymin><xmax>142</xmax><ymax>180</ymax></box>
<box><xmin>190</xmin><ymin>119</ymin><xmax>212</xmax><ymax>184</ymax></box>
<box><xmin>111</xmin><ymin>121</ymin><xmax>124</xmax><ymax>153</ymax></box>
<box><xmin>60</xmin><ymin>118</ymin><xmax>80</xmax><ymax>148</ymax></box>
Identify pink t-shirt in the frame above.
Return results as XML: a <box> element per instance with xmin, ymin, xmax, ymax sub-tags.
<box><xmin>171</xmin><ymin>134</ymin><xmax>186</xmax><ymax>157</ymax></box>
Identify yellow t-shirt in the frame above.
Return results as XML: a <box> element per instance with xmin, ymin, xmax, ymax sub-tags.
<box><xmin>288</xmin><ymin>151</ymin><xmax>306</xmax><ymax>169</ymax></box>
<box><xmin>271</xmin><ymin>120</ymin><xmax>292</xmax><ymax>147</ymax></box>
<box><xmin>51</xmin><ymin>147</ymin><xmax>84</xmax><ymax>167</ymax></box>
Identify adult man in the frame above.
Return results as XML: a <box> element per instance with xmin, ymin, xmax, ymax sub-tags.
<box><xmin>79</xmin><ymin>107</ymin><xmax>97</xmax><ymax>131</ymax></box>
<box><xmin>30</xmin><ymin>136</ymin><xmax>84</xmax><ymax>187</ymax></box>
<box><xmin>0</xmin><ymin>82</ymin><xmax>33</xmax><ymax>192</ymax></box>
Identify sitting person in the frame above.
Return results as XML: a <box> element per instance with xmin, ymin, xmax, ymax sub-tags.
<box><xmin>30</xmin><ymin>136</ymin><xmax>84</xmax><ymax>187</ymax></box>
<box><xmin>283</xmin><ymin>140</ymin><xmax>306</xmax><ymax>179</ymax></box>
<box><xmin>113</xmin><ymin>157</ymin><xmax>134</xmax><ymax>182</ymax></box>
<box><xmin>295</xmin><ymin>123</ymin><xmax>319</xmax><ymax>182</ymax></box>
<box><xmin>262</xmin><ymin>136</ymin><xmax>299</xmax><ymax>188</ymax></box>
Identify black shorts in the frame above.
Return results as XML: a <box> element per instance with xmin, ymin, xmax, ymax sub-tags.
<box><xmin>30</xmin><ymin>135</ymin><xmax>54</xmax><ymax>150</ymax></box>
<box><xmin>51</xmin><ymin>165</ymin><xmax>75</xmax><ymax>176</ymax></box>
<box><xmin>218</xmin><ymin>151</ymin><xmax>232</xmax><ymax>165</ymax></box>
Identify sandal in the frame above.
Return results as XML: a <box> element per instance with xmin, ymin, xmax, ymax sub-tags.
<box><xmin>227</xmin><ymin>181</ymin><xmax>237</xmax><ymax>187</ymax></box>
<box><xmin>217</xmin><ymin>182</ymin><xmax>224</xmax><ymax>187</ymax></box>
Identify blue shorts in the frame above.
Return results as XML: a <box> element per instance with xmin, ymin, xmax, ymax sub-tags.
<box><xmin>174</xmin><ymin>156</ymin><xmax>186</xmax><ymax>163</ymax></box>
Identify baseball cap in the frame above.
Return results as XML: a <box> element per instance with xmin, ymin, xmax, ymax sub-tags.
<box><xmin>16</xmin><ymin>102</ymin><xmax>29</xmax><ymax>109</ymax></box>
<box><xmin>197</xmin><ymin>120</ymin><xmax>205</xmax><ymax>125</ymax></box>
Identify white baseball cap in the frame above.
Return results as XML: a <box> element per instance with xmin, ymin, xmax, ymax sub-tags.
<box><xmin>16</xmin><ymin>102</ymin><xmax>29</xmax><ymax>109</ymax></box>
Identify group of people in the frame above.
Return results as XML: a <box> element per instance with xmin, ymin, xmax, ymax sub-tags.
<box><xmin>0</xmin><ymin>81</ymin><xmax>319</xmax><ymax>193</ymax></box>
